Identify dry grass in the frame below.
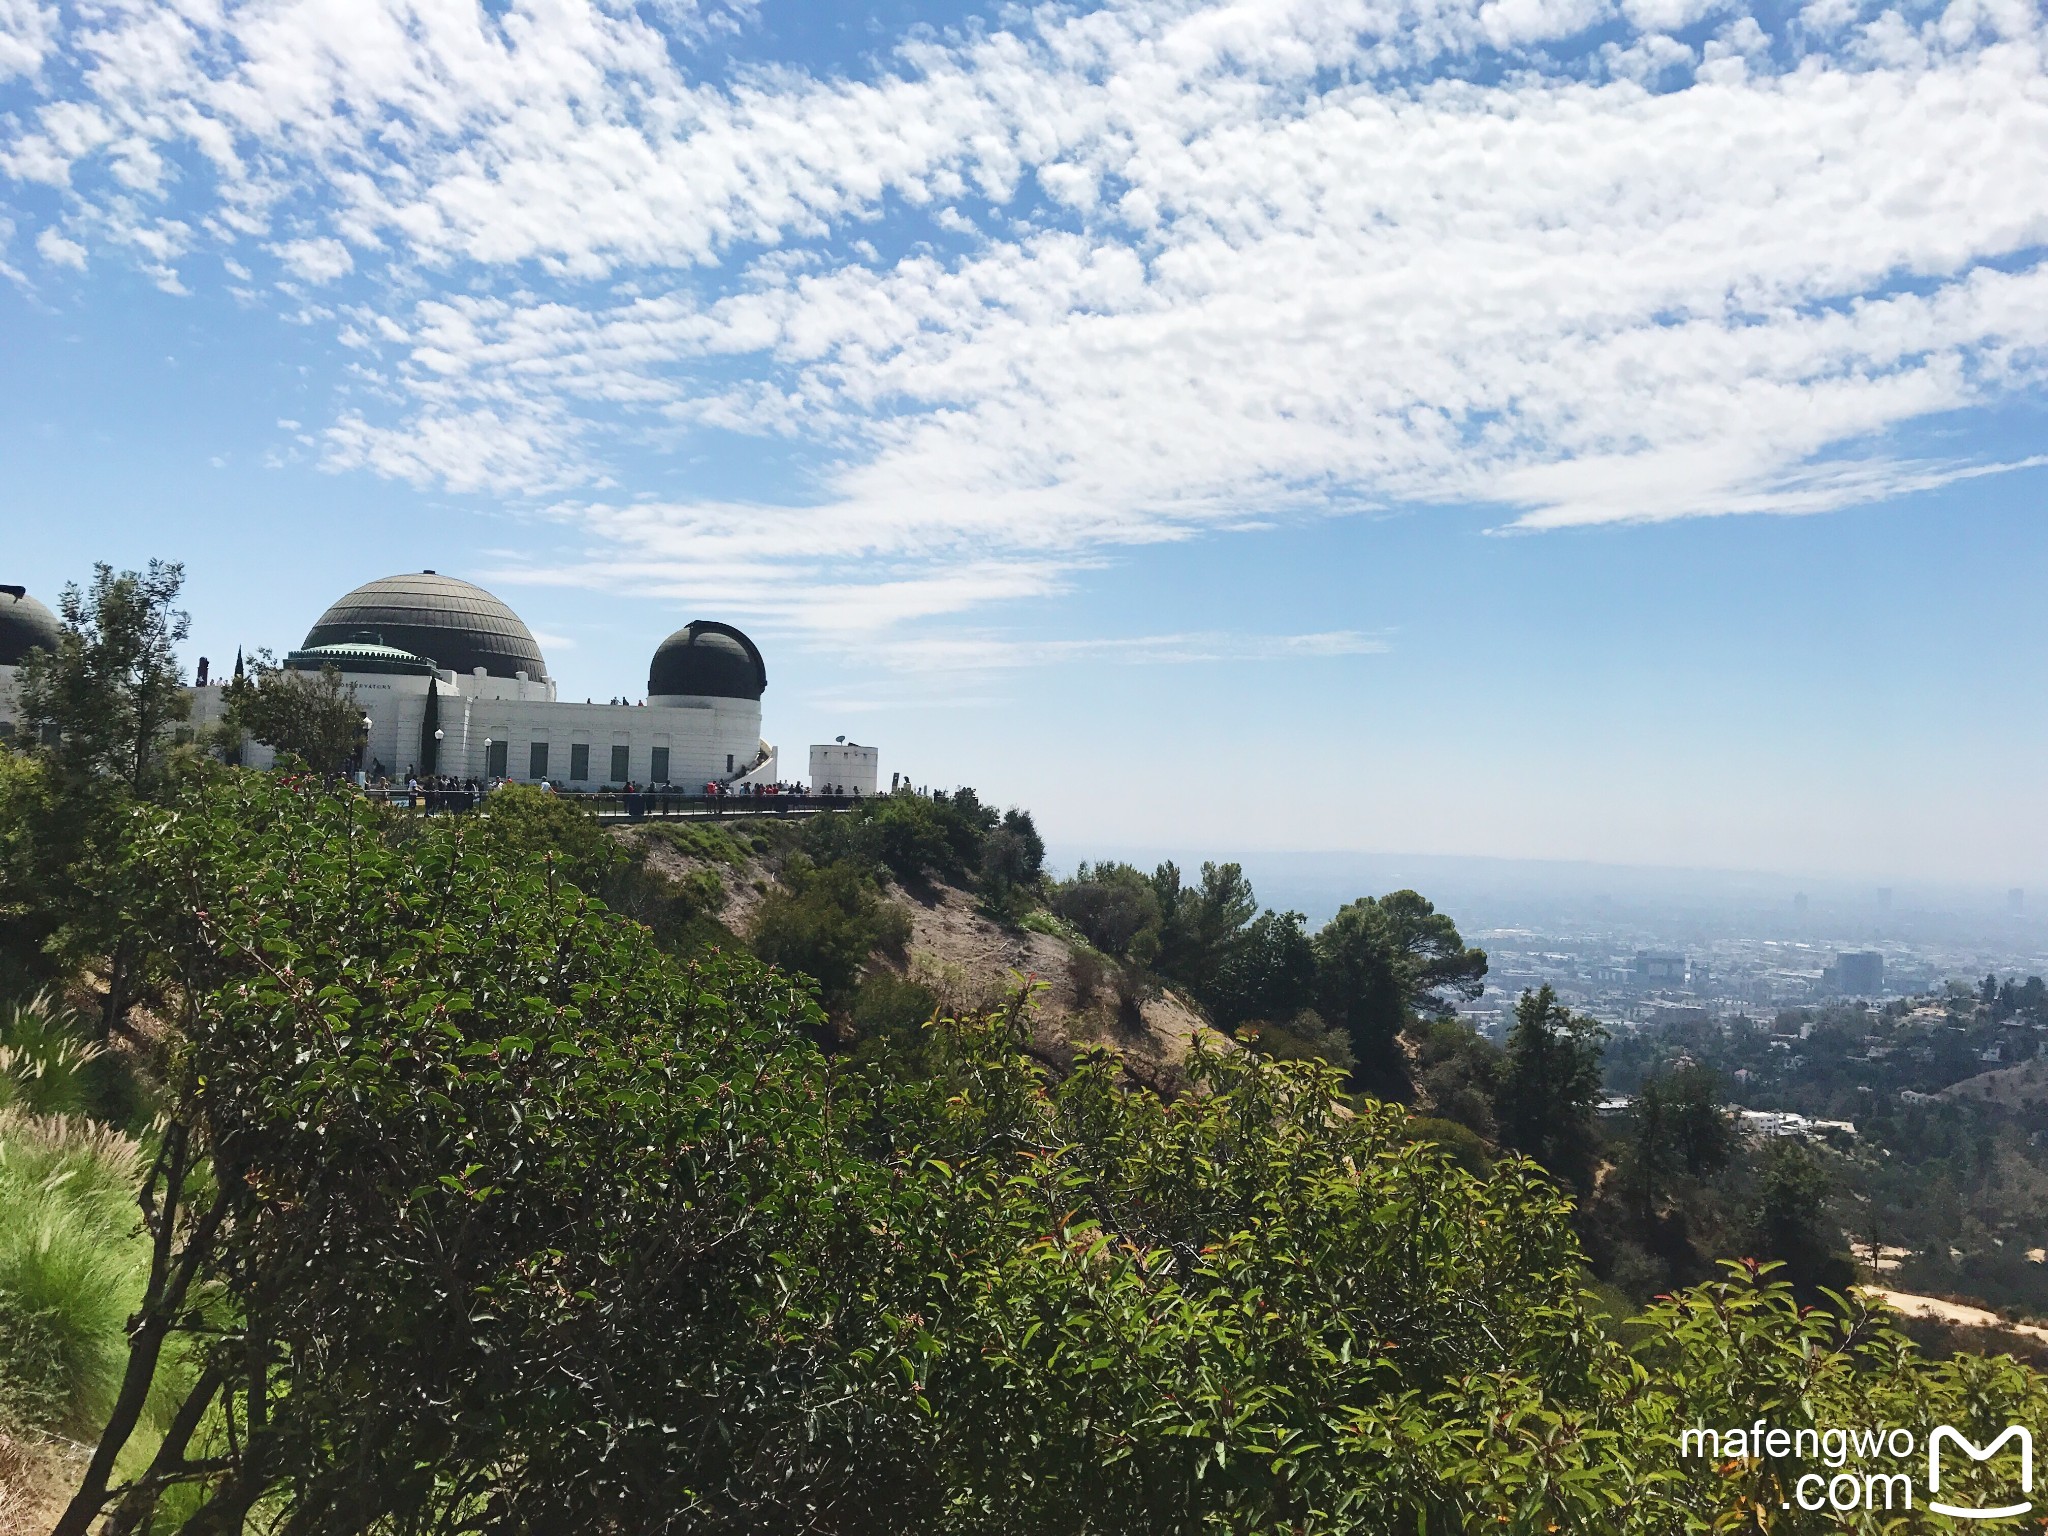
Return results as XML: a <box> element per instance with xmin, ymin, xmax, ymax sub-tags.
<box><xmin>0</xmin><ymin>1425</ymin><xmax>85</xmax><ymax>1536</ymax></box>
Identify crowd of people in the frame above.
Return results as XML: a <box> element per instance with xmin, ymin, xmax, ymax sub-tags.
<box><xmin>359</xmin><ymin>769</ymin><xmax>864</xmax><ymax>817</ymax></box>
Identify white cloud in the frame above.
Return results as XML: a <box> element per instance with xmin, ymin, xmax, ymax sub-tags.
<box><xmin>322</xmin><ymin>408</ymin><xmax>591</xmax><ymax>496</ymax></box>
<box><xmin>1621</xmin><ymin>0</ymin><xmax>1731</xmax><ymax>30</ymax></box>
<box><xmin>7</xmin><ymin>0</ymin><xmax>2048</xmax><ymax>627</ymax></box>
<box><xmin>867</xmin><ymin>628</ymin><xmax>1390</xmax><ymax>672</ymax></box>
<box><xmin>35</xmin><ymin>226</ymin><xmax>86</xmax><ymax>268</ymax></box>
<box><xmin>0</xmin><ymin>0</ymin><xmax>55</xmax><ymax>82</ymax></box>
<box><xmin>273</xmin><ymin>237</ymin><xmax>353</xmax><ymax>282</ymax></box>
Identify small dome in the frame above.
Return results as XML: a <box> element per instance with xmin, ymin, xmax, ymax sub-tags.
<box><xmin>303</xmin><ymin>572</ymin><xmax>546</xmax><ymax>681</ymax></box>
<box><xmin>648</xmin><ymin>621</ymin><xmax>765</xmax><ymax>701</ymax></box>
<box><xmin>0</xmin><ymin>586</ymin><xmax>61</xmax><ymax>667</ymax></box>
<box><xmin>284</xmin><ymin>642</ymin><xmax>439</xmax><ymax>678</ymax></box>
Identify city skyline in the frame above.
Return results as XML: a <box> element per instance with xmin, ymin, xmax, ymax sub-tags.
<box><xmin>4</xmin><ymin>0</ymin><xmax>2045</xmax><ymax>885</ymax></box>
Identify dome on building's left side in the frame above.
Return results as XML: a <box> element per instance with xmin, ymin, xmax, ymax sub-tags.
<box><xmin>303</xmin><ymin>572</ymin><xmax>547</xmax><ymax>681</ymax></box>
<box><xmin>0</xmin><ymin>586</ymin><xmax>61</xmax><ymax>667</ymax></box>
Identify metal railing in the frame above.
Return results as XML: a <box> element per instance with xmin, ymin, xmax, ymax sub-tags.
<box><xmin>362</xmin><ymin>787</ymin><xmax>862</xmax><ymax>821</ymax></box>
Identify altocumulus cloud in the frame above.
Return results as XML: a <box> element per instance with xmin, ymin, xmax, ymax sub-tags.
<box><xmin>4</xmin><ymin>0</ymin><xmax>2047</xmax><ymax>629</ymax></box>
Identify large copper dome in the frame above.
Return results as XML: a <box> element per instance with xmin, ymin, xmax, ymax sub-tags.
<box><xmin>0</xmin><ymin>586</ymin><xmax>61</xmax><ymax>667</ymax></box>
<box><xmin>303</xmin><ymin>572</ymin><xmax>547</xmax><ymax>680</ymax></box>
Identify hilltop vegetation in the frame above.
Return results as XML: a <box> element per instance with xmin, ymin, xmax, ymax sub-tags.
<box><xmin>3</xmin><ymin>562</ymin><xmax>2047</xmax><ymax>1533</ymax></box>
<box><xmin>1609</xmin><ymin>995</ymin><xmax>2048</xmax><ymax>1334</ymax></box>
<box><xmin>6</xmin><ymin>768</ymin><xmax>2048</xmax><ymax>1533</ymax></box>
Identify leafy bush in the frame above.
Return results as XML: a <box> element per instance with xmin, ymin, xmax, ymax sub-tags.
<box><xmin>35</xmin><ymin>773</ymin><xmax>2048</xmax><ymax>1535</ymax></box>
<box><xmin>977</xmin><ymin>808</ymin><xmax>1045</xmax><ymax>909</ymax></box>
<box><xmin>1236</xmin><ymin>1007</ymin><xmax>1357</xmax><ymax>1077</ymax></box>
<box><xmin>847</xmin><ymin>970</ymin><xmax>942</xmax><ymax>1071</ymax></box>
<box><xmin>1394</xmin><ymin>1114</ymin><xmax>1492</xmax><ymax>1176</ymax></box>
<box><xmin>751</xmin><ymin>855</ymin><xmax>910</xmax><ymax>1015</ymax></box>
<box><xmin>1048</xmin><ymin>861</ymin><xmax>1161</xmax><ymax>961</ymax></box>
<box><xmin>470</xmin><ymin>781</ymin><xmax>624</xmax><ymax>890</ymax></box>
<box><xmin>804</xmin><ymin>788</ymin><xmax>1005</xmax><ymax>885</ymax></box>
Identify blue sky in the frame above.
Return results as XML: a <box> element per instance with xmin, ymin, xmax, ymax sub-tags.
<box><xmin>3</xmin><ymin>0</ymin><xmax>2045</xmax><ymax>886</ymax></box>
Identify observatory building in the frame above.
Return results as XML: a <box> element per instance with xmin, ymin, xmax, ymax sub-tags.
<box><xmin>191</xmin><ymin>571</ymin><xmax>776</xmax><ymax>788</ymax></box>
<box><xmin>0</xmin><ymin>585</ymin><xmax>64</xmax><ymax>740</ymax></box>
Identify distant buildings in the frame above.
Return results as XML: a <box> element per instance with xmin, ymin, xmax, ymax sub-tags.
<box><xmin>1644</xmin><ymin>1000</ymin><xmax>1710</xmax><ymax>1028</ymax></box>
<box><xmin>1823</xmin><ymin>951</ymin><xmax>1884</xmax><ymax>996</ymax></box>
<box><xmin>1635</xmin><ymin>952</ymin><xmax>1687</xmax><ymax>986</ymax></box>
<box><xmin>1736</xmin><ymin>1108</ymin><xmax>1856</xmax><ymax>1141</ymax></box>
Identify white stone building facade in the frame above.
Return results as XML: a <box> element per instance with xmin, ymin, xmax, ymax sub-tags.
<box><xmin>188</xmin><ymin>571</ymin><xmax>773</xmax><ymax>788</ymax></box>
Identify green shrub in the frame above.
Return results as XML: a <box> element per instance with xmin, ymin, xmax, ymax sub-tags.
<box><xmin>751</xmin><ymin>855</ymin><xmax>911</xmax><ymax>1013</ymax></box>
<box><xmin>803</xmin><ymin>789</ymin><xmax>998</xmax><ymax>884</ymax></box>
<box><xmin>1395</xmin><ymin>1113</ymin><xmax>1492</xmax><ymax>1176</ymax></box>
<box><xmin>0</xmin><ymin>1109</ymin><xmax>147</xmax><ymax>1436</ymax></box>
<box><xmin>470</xmin><ymin>782</ymin><xmax>622</xmax><ymax>890</ymax></box>
<box><xmin>1048</xmin><ymin>861</ymin><xmax>1161</xmax><ymax>961</ymax></box>
<box><xmin>1236</xmin><ymin>1007</ymin><xmax>1357</xmax><ymax>1076</ymax></box>
<box><xmin>36</xmin><ymin>772</ymin><xmax>2048</xmax><ymax>1535</ymax></box>
<box><xmin>0</xmin><ymin>993</ymin><xmax>104</xmax><ymax>1119</ymax></box>
<box><xmin>847</xmin><ymin>970</ymin><xmax>941</xmax><ymax>1072</ymax></box>
<box><xmin>647</xmin><ymin>820</ymin><xmax>752</xmax><ymax>868</ymax></box>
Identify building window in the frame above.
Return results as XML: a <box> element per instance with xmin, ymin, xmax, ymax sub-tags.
<box><xmin>650</xmin><ymin>746</ymin><xmax>669</xmax><ymax>782</ymax></box>
<box><xmin>529</xmin><ymin>742</ymin><xmax>549</xmax><ymax>781</ymax></box>
<box><xmin>726</xmin><ymin>752</ymin><xmax>734</xmax><ymax>774</ymax></box>
<box><xmin>569</xmin><ymin>743</ymin><xmax>591</xmax><ymax>782</ymax></box>
<box><xmin>610</xmin><ymin>744</ymin><xmax>629</xmax><ymax>782</ymax></box>
<box><xmin>487</xmin><ymin>740</ymin><xmax>508</xmax><ymax>778</ymax></box>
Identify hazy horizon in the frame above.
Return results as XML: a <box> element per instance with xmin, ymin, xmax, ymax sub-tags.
<box><xmin>1048</xmin><ymin>844</ymin><xmax>2048</xmax><ymax>961</ymax></box>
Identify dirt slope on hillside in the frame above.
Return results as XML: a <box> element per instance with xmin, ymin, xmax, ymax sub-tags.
<box><xmin>1939</xmin><ymin>1055</ymin><xmax>2048</xmax><ymax>1109</ymax></box>
<box><xmin>885</xmin><ymin>880</ymin><xmax>1224</xmax><ymax>1092</ymax></box>
<box><xmin>623</xmin><ymin>824</ymin><xmax>1227</xmax><ymax>1091</ymax></box>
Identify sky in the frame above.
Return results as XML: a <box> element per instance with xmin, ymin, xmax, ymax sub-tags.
<box><xmin>2</xmin><ymin>0</ymin><xmax>2045</xmax><ymax>889</ymax></box>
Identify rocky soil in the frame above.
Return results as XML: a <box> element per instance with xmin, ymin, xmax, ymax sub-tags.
<box><xmin>622</xmin><ymin>823</ymin><xmax>1228</xmax><ymax>1091</ymax></box>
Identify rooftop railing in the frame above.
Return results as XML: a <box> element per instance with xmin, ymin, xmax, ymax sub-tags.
<box><xmin>362</xmin><ymin>786</ymin><xmax>862</xmax><ymax>821</ymax></box>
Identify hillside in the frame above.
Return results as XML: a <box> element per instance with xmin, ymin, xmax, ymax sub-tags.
<box><xmin>9</xmin><ymin>767</ymin><xmax>2048</xmax><ymax>1533</ymax></box>
<box><xmin>1939</xmin><ymin>1054</ymin><xmax>2048</xmax><ymax>1110</ymax></box>
<box><xmin>622</xmin><ymin>820</ymin><xmax>1228</xmax><ymax>1091</ymax></box>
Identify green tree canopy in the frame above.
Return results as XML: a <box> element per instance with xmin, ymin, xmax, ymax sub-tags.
<box><xmin>221</xmin><ymin>661</ymin><xmax>363</xmax><ymax>777</ymax></box>
<box><xmin>751</xmin><ymin>853</ymin><xmax>910</xmax><ymax>1016</ymax></box>
<box><xmin>1747</xmin><ymin>1138</ymin><xmax>1857</xmax><ymax>1303</ymax></box>
<box><xmin>1207</xmin><ymin>907</ymin><xmax>1318</xmax><ymax>1034</ymax></box>
<box><xmin>1149</xmin><ymin>859</ymin><xmax>1258</xmax><ymax>1002</ymax></box>
<box><xmin>30</xmin><ymin>772</ymin><xmax>2048</xmax><ymax>1536</ymax></box>
<box><xmin>1049</xmin><ymin>860</ymin><xmax>1163</xmax><ymax>963</ymax></box>
<box><xmin>978</xmin><ymin>807</ymin><xmax>1045</xmax><ymax>906</ymax></box>
<box><xmin>1312</xmin><ymin>889</ymin><xmax>1488</xmax><ymax>1097</ymax></box>
<box><xmin>5</xmin><ymin>561</ymin><xmax>191</xmax><ymax>1024</ymax></box>
<box><xmin>1495</xmin><ymin>984</ymin><xmax>1607</xmax><ymax>1195</ymax></box>
<box><xmin>14</xmin><ymin>560</ymin><xmax>190</xmax><ymax>798</ymax></box>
